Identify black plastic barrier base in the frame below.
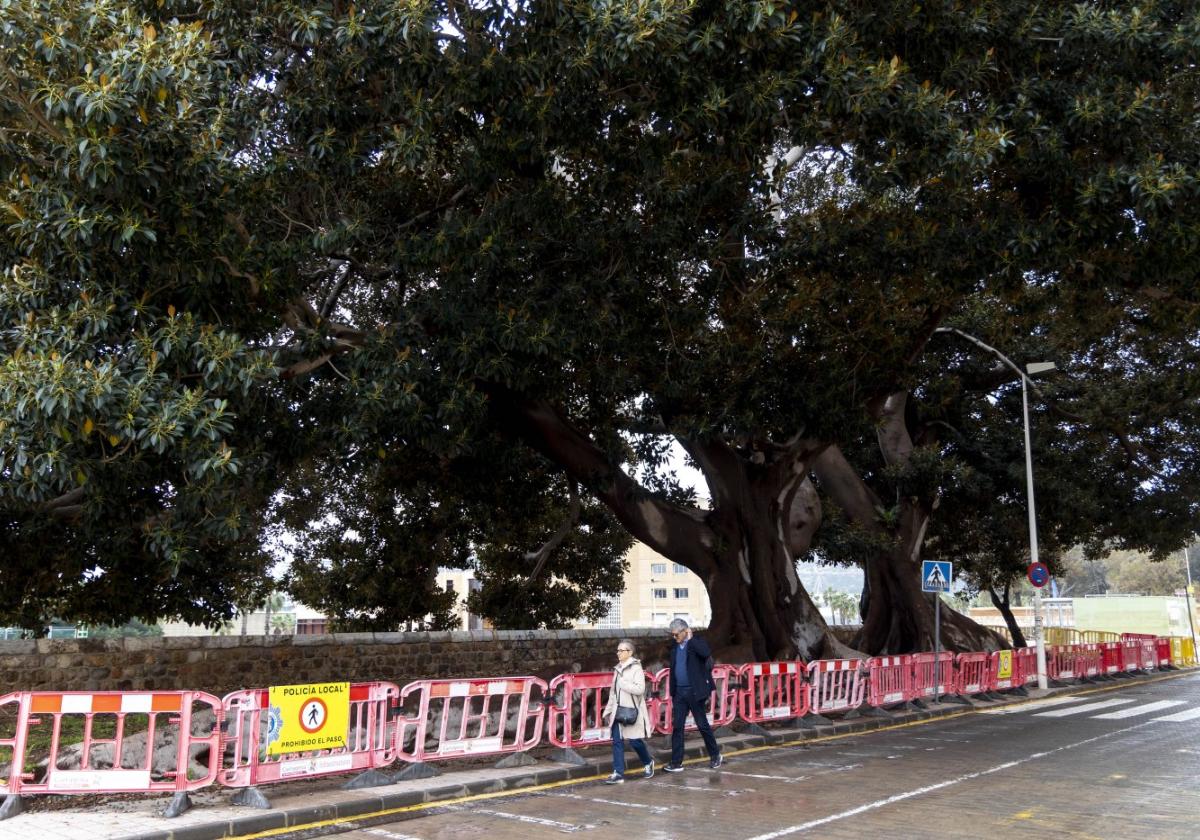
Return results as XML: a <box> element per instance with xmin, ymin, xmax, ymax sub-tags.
<box><xmin>231</xmin><ymin>785</ymin><xmax>272</xmax><ymax>809</ymax></box>
<box><xmin>392</xmin><ymin>761</ymin><xmax>441</xmax><ymax>781</ymax></box>
<box><xmin>343</xmin><ymin>769</ymin><xmax>396</xmax><ymax>790</ymax></box>
<box><xmin>494</xmin><ymin>752</ymin><xmax>538</xmax><ymax>769</ymax></box>
<box><xmin>163</xmin><ymin>791</ymin><xmax>192</xmax><ymax>818</ymax></box>
<box><xmin>0</xmin><ymin>795</ymin><xmax>23</xmax><ymax>821</ymax></box>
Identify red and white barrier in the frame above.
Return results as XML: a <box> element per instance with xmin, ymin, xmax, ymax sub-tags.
<box><xmin>738</xmin><ymin>662</ymin><xmax>809</xmax><ymax>723</ymax></box>
<box><xmin>221</xmin><ymin>682</ymin><xmax>397</xmax><ymax>788</ymax></box>
<box><xmin>807</xmin><ymin>659</ymin><xmax>866</xmax><ymax>715</ymax></box>
<box><xmin>648</xmin><ymin>665</ymin><xmax>739</xmax><ymax>735</ymax></box>
<box><xmin>1076</xmin><ymin>644</ymin><xmax>1103</xmax><ymax>679</ymax></box>
<box><xmin>1014</xmin><ymin>647</ymin><xmax>1039</xmax><ymax>686</ymax></box>
<box><xmin>1120</xmin><ymin>640</ymin><xmax>1142</xmax><ymax>673</ymax></box>
<box><xmin>1155</xmin><ymin>638</ymin><xmax>1173</xmax><ymax>668</ymax></box>
<box><xmin>1099</xmin><ymin>642</ymin><xmax>1122</xmax><ymax>675</ymax></box>
<box><xmin>395</xmin><ymin>676</ymin><xmax>546</xmax><ymax>762</ymax></box>
<box><xmin>866</xmin><ymin>656</ymin><xmax>912</xmax><ymax>707</ymax></box>
<box><xmin>990</xmin><ymin>650</ymin><xmax>1020</xmax><ymax>691</ymax></box>
<box><xmin>0</xmin><ymin>691</ymin><xmax>221</xmax><ymax>796</ymax></box>
<box><xmin>911</xmin><ymin>651</ymin><xmax>955</xmax><ymax>699</ymax></box>
<box><xmin>1047</xmin><ymin>645</ymin><xmax>1078</xmax><ymax>681</ymax></box>
<box><xmin>1139</xmin><ymin>639</ymin><xmax>1159</xmax><ymax>671</ymax></box>
<box><xmin>546</xmin><ymin>671</ymin><xmax>648</xmax><ymax>748</ymax></box>
<box><xmin>955</xmin><ymin>652</ymin><xmax>993</xmax><ymax>696</ymax></box>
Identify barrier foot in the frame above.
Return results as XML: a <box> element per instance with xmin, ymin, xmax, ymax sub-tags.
<box><xmin>343</xmin><ymin>769</ymin><xmax>396</xmax><ymax>790</ymax></box>
<box><xmin>0</xmin><ymin>795</ymin><xmax>24</xmax><ymax>821</ymax></box>
<box><xmin>713</xmin><ymin>726</ymin><xmax>737</xmax><ymax>738</ymax></box>
<box><xmin>163</xmin><ymin>792</ymin><xmax>192</xmax><ymax>818</ymax></box>
<box><xmin>796</xmin><ymin>713</ymin><xmax>832</xmax><ymax>727</ymax></box>
<box><xmin>547</xmin><ymin>747</ymin><xmax>588</xmax><ymax>766</ymax></box>
<box><xmin>392</xmin><ymin>762</ymin><xmax>441</xmax><ymax>781</ymax></box>
<box><xmin>942</xmin><ymin>694</ymin><xmax>973</xmax><ymax>706</ymax></box>
<box><xmin>740</xmin><ymin>723</ymin><xmax>772</xmax><ymax>737</ymax></box>
<box><xmin>231</xmin><ymin>786</ymin><xmax>272</xmax><ymax>809</ymax></box>
<box><xmin>862</xmin><ymin>706</ymin><xmax>894</xmax><ymax>719</ymax></box>
<box><xmin>494</xmin><ymin>752</ymin><xmax>538</xmax><ymax>769</ymax></box>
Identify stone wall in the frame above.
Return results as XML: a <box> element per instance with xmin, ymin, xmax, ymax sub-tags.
<box><xmin>0</xmin><ymin>628</ymin><xmax>670</xmax><ymax>695</ymax></box>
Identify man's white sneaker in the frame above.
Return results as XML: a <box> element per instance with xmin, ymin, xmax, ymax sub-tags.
<box><xmin>604</xmin><ymin>773</ymin><xmax>624</xmax><ymax>784</ymax></box>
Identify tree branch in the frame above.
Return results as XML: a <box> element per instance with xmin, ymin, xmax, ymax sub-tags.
<box><xmin>487</xmin><ymin>387</ymin><xmax>716</xmax><ymax>569</ymax></box>
<box><xmin>523</xmin><ymin>479</ymin><xmax>580</xmax><ymax>588</ymax></box>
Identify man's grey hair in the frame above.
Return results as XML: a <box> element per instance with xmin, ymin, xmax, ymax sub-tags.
<box><xmin>668</xmin><ymin>618</ymin><xmax>689</xmax><ymax>632</ymax></box>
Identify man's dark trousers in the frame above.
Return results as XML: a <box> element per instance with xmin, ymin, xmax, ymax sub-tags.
<box><xmin>670</xmin><ymin>686</ymin><xmax>720</xmax><ymax>764</ymax></box>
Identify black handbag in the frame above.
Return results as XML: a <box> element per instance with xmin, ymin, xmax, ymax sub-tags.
<box><xmin>612</xmin><ymin>674</ymin><xmax>638</xmax><ymax>725</ymax></box>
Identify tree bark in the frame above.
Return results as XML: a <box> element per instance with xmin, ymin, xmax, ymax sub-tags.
<box><xmin>989</xmin><ymin>583</ymin><xmax>1026</xmax><ymax>648</ymax></box>
<box><xmin>489</xmin><ymin>389</ymin><xmax>851</xmax><ymax>660</ymax></box>
<box><xmin>814</xmin><ymin>441</ymin><xmax>1005</xmax><ymax>655</ymax></box>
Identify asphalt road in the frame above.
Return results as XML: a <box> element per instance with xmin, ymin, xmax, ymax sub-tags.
<box><xmin>303</xmin><ymin>671</ymin><xmax>1200</xmax><ymax>839</ymax></box>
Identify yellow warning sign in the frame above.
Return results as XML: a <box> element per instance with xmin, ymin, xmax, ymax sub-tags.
<box><xmin>267</xmin><ymin>682</ymin><xmax>349</xmax><ymax>755</ymax></box>
<box><xmin>996</xmin><ymin>650</ymin><xmax>1013</xmax><ymax>680</ymax></box>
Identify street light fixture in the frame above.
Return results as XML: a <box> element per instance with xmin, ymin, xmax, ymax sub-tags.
<box><xmin>935</xmin><ymin>328</ymin><xmax>1056</xmax><ymax>689</ymax></box>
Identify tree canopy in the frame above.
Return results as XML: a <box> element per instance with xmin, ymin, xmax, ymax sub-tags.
<box><xmin>2</xmin><ymin>1</ymin><xmax>1198</xmax><ymax>652</ymax></box>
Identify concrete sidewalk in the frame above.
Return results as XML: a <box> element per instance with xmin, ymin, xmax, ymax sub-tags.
<box><xmin>0</xmin><ymin>674</ymin><xmax>1185</xmax><ymax>840</ymax></box>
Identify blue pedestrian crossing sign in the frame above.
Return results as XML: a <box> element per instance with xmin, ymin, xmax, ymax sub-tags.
<box><xmin>922</xmin><ymin>560</ymin><xmax>952</xmax><ymax>593</ymax></box>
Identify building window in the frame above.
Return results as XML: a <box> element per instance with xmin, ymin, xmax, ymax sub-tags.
<box><xmin>651</xmin><ymin>612</ymin><xmax>668</xmax><ymax>625</ymax></box>
<box><xmin>674</xmin><ymin>588</ymin><xmax>689</xmax><ymax>599</ymax></box>
<box><xmin>445</xmin><ymin>579</ymin><xmax>455</xmax><ymax>593</ymax></box>
<box><xmin>651</xmin><ymin>563</ymin><xmax>667</xmax><ymax>575</ymax></box>
<box><xmin>652</xmin><ymin>588</ymin><xmax>668</xmax><ymax>599</ymax></box>
<box><xmin>296</xmin><ymin>619</ymin><xmax>328</xmax><ymax>635</ymax></box>
<box><xmin>673</xmin><ymin>564</ymin><xmax>688</xmax><ymax>574</ymax></box>
<box><xmin>595</xmin><ymin>596</ymin><xmax>622</xmax><ymax>629</ymax></box>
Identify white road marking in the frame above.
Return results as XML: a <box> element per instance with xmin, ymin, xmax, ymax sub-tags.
<box><xmin>742</xmin><ymin>718</ymin><xmax>1166</xmax><ymax>839</ymax></box>
<box><xmin>546</xmin><ymin>792</ymin><xmax>673</xmax><ymax>812</ymax></box>
<box><xmin>649</xmin><ymin>780</ymin><xmax>757</xmax><ymax>796</ymax></box>
<box><xmin>469</xmin><ymin>808</ymin><xmax>597</xmax><ymax>832</ymax></box>
<box><xmin>362</xmin><ymin>829</ymin><xmax>424</xmax><ymax>840</ymax></box>
<box><xmin>1033</xmin><ymin>698</ymin><xmax>1136</xmax><ymax>717</ymax></box>
<box><xmin>1092</xmin><ymin>700</ymin><xmax>1185</xmax><ymax>719</ymax></box>
<box><xmin>1153</xmin><ymin>707</ymin><xmax>1200</xmax><ymax>723</ymax></box>
<box><xmin>977</xmin><ymin>695</ymin><xmax>1087</xmax><ymax>714</ymax></box>
<box><xmin>718</xmin><ymin>770</ymin><xmax>809</xmax><ymax>782</ymax></box>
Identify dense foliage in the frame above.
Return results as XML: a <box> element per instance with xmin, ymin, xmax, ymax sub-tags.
<box><xmin>2</xmin><ymin>1</ymin><xmax>1197</xmax><ymax>650</ymax></box>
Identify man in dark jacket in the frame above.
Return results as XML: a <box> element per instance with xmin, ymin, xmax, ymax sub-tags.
<box><xmin>662</xmin><ymin>618</ymin><xmax>723</xmax><ymax>771</ymax></box>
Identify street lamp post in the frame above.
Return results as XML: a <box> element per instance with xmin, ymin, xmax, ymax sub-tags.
<box><xmin>936</xmin><ymin>328</ymin><xmax>1055</xmax><ymax>689</ymax></box>
<box><xmin>1022</xmin><ymin>361</ymin><xmax>1057</xmax><ymax>690</ymax></box>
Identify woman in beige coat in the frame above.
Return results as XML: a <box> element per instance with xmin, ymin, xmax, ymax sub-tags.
<box><xmin>602</xmin><ymin>638</ymin><xmax>654</xmax><ymax>783</ymax></box>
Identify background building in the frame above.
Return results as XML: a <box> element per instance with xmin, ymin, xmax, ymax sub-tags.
<box><xmin>575</xmin><ymin>542</ymin><xmax>711</xmax><ymax>630</ymax></box>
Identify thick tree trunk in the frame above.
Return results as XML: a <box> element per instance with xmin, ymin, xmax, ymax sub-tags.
<box><xmin>492</xmin><ymin>391</ymin><xmax>853</xmax><ymax>661</ymax></box>
<box><xmin>815</xmin><ymin>441</ymin><xmax>1006</xmax><ymax>655</ymax></box>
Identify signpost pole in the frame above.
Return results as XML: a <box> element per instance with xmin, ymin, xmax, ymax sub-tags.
<box><xmin>934</xmin><ymin>594</ymin><xmax>941</xmax><ymax>703</ymax></box>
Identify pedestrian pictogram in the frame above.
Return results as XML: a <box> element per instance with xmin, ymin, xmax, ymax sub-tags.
<box><xmin>299</xmin><ymin>697</ymin><xmax>327</xmax><ymax>733</ymax></box>
<box><xmin>922</xmin><ymin>560</ymin><xmax>952</xmax><ymax>593</ymax></box>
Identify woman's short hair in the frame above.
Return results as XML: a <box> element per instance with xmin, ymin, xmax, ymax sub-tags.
<box><xmin>619</xmin><ymin>638</ymin><xmax>637</xmax><ymax>655</ymax></box>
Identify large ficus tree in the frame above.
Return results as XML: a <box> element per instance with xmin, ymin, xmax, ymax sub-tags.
<box><xmin>2</xmin><ymin>1</ymin><xmax>1197</xmax><ymax>654</ymax></box>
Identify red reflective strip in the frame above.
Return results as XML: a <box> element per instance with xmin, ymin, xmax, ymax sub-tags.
<box><xmin>349</xmin><ymin>684</ymin><xmax>370</xmax><ymax>702</ymax></box>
